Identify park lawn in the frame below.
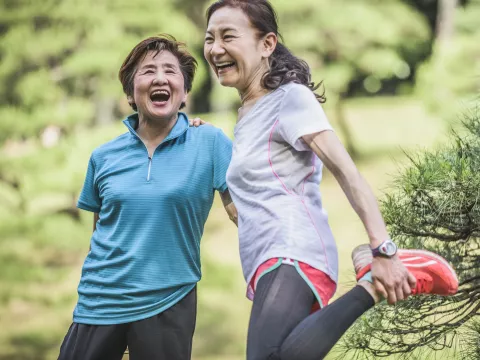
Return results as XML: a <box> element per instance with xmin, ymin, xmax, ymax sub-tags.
<box><xmin>0</xmin><ymin>96</ymin><xmax>460</xmax><ymax>360</ymax></box>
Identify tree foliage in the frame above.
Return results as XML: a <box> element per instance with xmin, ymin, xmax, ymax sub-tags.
<box><xmin>274</xmin><ymin>0</ymin><xmax>431</xmax><ymax>156</ymax></box>
<box><xmin>0</xmin><ymin>0</ymin><xmax>198</xmax><ymax>143</ymax></box>
<box><xmin>416</xmin><ymin>0</ymin><xmax>480</xmax><ymax>119</ymax></box>
<box><xmin>277</xmin><ymin>0</ymin><xmax>431</xmax><ymax>97</ymax></box>
<box><xmin>340</xmin><ymin>104</ymin><xmax>480</xmax><ymax>359</ymax></box>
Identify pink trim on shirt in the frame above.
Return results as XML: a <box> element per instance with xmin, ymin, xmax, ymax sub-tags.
<box><xmin>268</xmin><ymin>120</ymin><xmax>330</xmax><ymax>271</ymax></box>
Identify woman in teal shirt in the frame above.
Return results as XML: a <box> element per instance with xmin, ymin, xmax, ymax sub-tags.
<box><xmin>58</xmin><ymin>34</ymin><xmax>236</xmax><ymax>360</ymax></box>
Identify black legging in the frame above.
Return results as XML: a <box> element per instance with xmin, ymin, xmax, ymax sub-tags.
<box><xmin>247</xmin><ymin>264</ymin><xmax>374</xmax><ymax>360</ymax></box>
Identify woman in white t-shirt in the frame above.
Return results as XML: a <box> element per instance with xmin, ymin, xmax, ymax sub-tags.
<box><xmin>200</xmin><ymin>1</ymin><xmax>458</xmax><ymax>359</ymax></box>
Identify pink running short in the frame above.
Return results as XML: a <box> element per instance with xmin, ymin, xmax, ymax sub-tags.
<box><xmin>250</xmin><ymin>258</ymin><xmax>337</xmax><ymax>312</ymax></box>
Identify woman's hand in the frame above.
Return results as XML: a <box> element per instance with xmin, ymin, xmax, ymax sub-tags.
<box><xmin>371</xmin><ymin>256</ymin><xmax>417</xmax><ymax>304</ymax></box>
<box><xmin>189</xmin><ymin>117</ymin><xmax>211</xmax><ymax>127</ymax></box>
<box><xmin>220</xmin><ymin>190</ymin><xmax>238</xmax><ymax>226</ymax></box>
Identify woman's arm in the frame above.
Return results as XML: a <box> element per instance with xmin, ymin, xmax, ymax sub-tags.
<box><xmin>303</xmin><ymin>131</ymin><xmax>387</xmax><ymax>248</ymax></box>
<box><xmin>220</xmin><ymin>190</ymin><xmax>238</xmax><ymax>226</ymax></box>
<box><xmin>93</xmin><ymin>213</ymin><xmax>99</xmax><ymax>232</ymax></box>
<box><xmin>302</xmin><ymin>131</ymin><xmax>416</xmax><ymax>304</ymax></box>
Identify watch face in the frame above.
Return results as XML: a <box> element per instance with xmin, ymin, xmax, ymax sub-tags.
<box><xmin>383</xmin><ymin>242</ymin><xmax>397</xmax><ymax>256</ymax></box>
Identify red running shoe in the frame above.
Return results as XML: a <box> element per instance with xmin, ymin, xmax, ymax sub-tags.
<box><xmin>352</xmin><ymin>244</ymin><xmax>458</xmax><ymax>296</ymax></box>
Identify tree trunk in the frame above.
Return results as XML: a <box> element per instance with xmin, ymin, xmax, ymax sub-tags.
<box><xmin>436</xmin><ymin>0</ymin><xmax>458</xmax><ymax>45</ymax></box>
<box><xmin>335</xmin><ymin>98</ymin><xmax>359</xmax><ymax>159</ymax></box>
<box><xmin>191</xmin><ymin>46</ymin><xmax>213</xmax><ymax>114</ymax></box>
<box><xmin>94</xmin><ymin>97</ymin><xmax>116</xmax><ymax>125</ymax></box>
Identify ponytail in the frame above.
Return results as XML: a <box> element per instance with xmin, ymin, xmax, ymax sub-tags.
<box><xmin>262</xmin><ymin>43</ymin><xmax>326</xmax><ymax>103</ymax></box>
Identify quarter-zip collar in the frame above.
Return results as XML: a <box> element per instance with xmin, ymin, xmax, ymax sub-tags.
<box><xmin>123</xmin><ymin>112</ymin><xmax>189</xmax><ymax>145</ymax></box>
<box><xmin>122</xmin><ymin>112</ymin><xmax>189</xmax><ymax>182</ymax></box>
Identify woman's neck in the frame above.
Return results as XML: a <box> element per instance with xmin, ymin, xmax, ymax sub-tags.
<box><xmin>240</xmin><ymin>84</ymin><xmax>269</xmax><ymax>108</ymax></box>
<box><xmin>239</xmin><ymin>61</ymin><xmax>271</xmax><ymax>110</ymax></box>
<box><xmin>136</xmin><ymin>113</ymin><xmax>177</xmax><ymax>148</ymax></box>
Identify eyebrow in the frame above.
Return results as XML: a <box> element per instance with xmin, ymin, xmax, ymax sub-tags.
<box><xmin>206</xmin><ymin>26</ymin><xmax>238</xmax><ymax>35</ymax></box>
<box><xmin>162</xmin><ymin>62</ymin><xmax>178</xmax><ymax>69</ymax></box>
<box><xmin>139</xmin><ymin>62</ymin><xmax>179</xmax><ymax>70</ymax></box>
<box><xmin>139</xmin><ymin>63</ymin><xmax>156</xmax><ymax>70</ymax></box>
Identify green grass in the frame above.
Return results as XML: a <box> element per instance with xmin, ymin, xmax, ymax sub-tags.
<box><xmin>0</xmin><ymin>96</ymin><xmax>462</xmax><ymax>360</ymax></box>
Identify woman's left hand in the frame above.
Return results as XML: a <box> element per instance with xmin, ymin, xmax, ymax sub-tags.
<box><xmin>189</xmin><ymin>117</ymin><xmax>210</xmax><ymax>127</ymax></box>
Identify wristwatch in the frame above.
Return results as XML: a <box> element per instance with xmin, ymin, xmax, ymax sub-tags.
<box><xmin>371</xmin><ymin>239</ymin><xmax>398</xmax><ymax>258</ymax></box>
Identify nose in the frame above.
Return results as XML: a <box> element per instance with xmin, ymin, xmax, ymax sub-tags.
<box><xmin>152</xmin><ymin>71</ymin><xmax>168</xmax><ymax>85</ymax></box>
<box><xmin>210</xmin><ymin>40</ymin><xmax>226</xmax><ymax>57</ymax></box>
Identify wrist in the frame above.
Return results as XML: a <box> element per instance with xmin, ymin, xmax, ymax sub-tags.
<box><xmin>371</xmin><ymin>239</ymin><xmax>397</xmax><ymax>258</ymax></box>
<box><xmin>369</xmin><ymin>235</ymin><xmax>390</xmax><ymax>249</ymax></box>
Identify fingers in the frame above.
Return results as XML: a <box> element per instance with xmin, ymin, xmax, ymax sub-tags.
<box><xmin>374</xmin><ymin>279</ymin><xmax>388</xmax><ymax>300</ymax></box>
<box><xmin>189</xmin><ymin>117</ymin><xmax>211</xmax><ymax>127</ymax></box>
<box><xmin>189</xmin><ymin>117</ymin><xmax>202</xmax><ymax>127</ymax></box>
<box><xmin>407</xmin><ymin>271</ymin><xmax>417</xmax><ymax>290</ymax></box>
<box><xmin>372</xmin><ymin>257</ymin><xmax>414</xmax><ymax>305</ymax></box>
<box><xmin>395</xmin><ymin>283</ymin><xmax>405</xmax><ymax>302</ymax></box>
<box><xmin>386</xmin><ymin>284</ymin><xmax>397</xmax><ymax>305</ymax></box>
<box><xmin>403</xmin><ymin>279</ymin><xmax>412</xmax><ymax>299</ymax></box>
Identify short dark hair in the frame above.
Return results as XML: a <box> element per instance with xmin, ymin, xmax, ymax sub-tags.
<box><xmin>118</xmin><ymin>34</ymin><xmax>198</xmax><ymax>111</ymax></box>
<box><xmin>206</xmin><ymin>0</ymin><xmax>325</xmax><ymax>103</ymax></box>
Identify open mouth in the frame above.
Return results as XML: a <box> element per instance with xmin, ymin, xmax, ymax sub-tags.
<box><xmin>150</xmin><ymin>90</ymin><xmax>170</xmax><ymax>104</ymax></box>
<box><xmin>216</xmin><ymin>61</ymin><xmax>236</xmax><ymax>72</ymax></box>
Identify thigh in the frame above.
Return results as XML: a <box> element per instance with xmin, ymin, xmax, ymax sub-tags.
<box><xmin>58</xmin><ymin>322</ymin><xmax>128</xmax><ymax>360</ymax></box>
<box><xmin>128</xmin><ymin>287</ymin><xmax>197</xmax><ymax>360</ymax></box>
<box><xmin>247</xmin><ymin>265</ymin><xmax>315</xmax><ymax>360</ymax></box>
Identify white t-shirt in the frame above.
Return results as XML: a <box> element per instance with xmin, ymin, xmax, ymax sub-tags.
<box><xmin>226</xmin><ymin>82</ymin><xmax>339</xmax><ymax>296</ymax></box>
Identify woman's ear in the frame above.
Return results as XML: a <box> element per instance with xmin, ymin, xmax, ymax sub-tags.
<box><xmin>262</xmin><ymin>32</ymin><xmax>277</xmax><ymax>58</ymax></box>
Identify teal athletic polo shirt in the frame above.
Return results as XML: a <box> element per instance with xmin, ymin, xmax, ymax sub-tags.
<box><xmin>74</xmin><ymin>112</ymin><xmax>232</xmax><ymax>325</ymax></box>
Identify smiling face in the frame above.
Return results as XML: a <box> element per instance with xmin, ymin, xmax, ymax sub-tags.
<box><xmin>204</xmin><ymin>7</ymin><xmax>275</xmax><ymax>93</ymax></box>
<box><xmin>130</xmin><ymin>50</ymin><xmax>187</xmax><ymax>123</ymax></box>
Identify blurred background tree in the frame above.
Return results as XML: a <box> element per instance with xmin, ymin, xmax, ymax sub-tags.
<box><xmin>0</xmin><ymin>0</ymin><xmax>478</xmax><ymax>359</ymax></box>
<box><xmin>277</xmin><ymin>0</ymin><xmax>431</xmax><ymax>157</ymax></box>
<box><xmin>416</xmin><ymin>0</ymin><xmax>480</xmax><ymax>119</ymax></box>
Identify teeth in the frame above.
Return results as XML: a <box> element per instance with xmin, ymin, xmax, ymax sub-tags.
<box><xmin>216</xmin><ymin>62</ymin><xmax>235</xmax><ymax>67</ymax></box>
<box><xmin>151</xmin><ymin>90</ymin><xmax>169</xmax><ymax>96</ymax></box>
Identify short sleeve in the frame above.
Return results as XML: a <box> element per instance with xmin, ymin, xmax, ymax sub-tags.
<box><xmin>77</xmin><ymin>155</ymin><xmax>101</xmax><ymax>213</ymax></box>
<box><xmin>277</xmin><ymin>84</ymin><xmax>333</xmax><ymax>151</ymax></box>
<box><xmin>213</xmin><ymin>129</ymin><xmax>232</xmax><ymax>192</ymax></box>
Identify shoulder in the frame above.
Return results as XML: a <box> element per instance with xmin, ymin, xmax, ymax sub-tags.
<box><xmin>188</xmin><ymin>123</ymin><xmax>231</xmax><ymax>143</ymax></box>
<box><xmin>280</xmin><ymin>82</ymin><xmax>317</xmax><ymax>102</ymax></box>
<box><xmin>90</xmin><ymin>132</ymin><xmax>131</xmax><ymax>163</ymax></box>
<box><xmin>277</xmin><ymin>83</ymin><xmax>323</xmax><ymax>116</ymax></box>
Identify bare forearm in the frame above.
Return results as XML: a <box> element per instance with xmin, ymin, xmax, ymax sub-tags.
<box><xmin>303</xmin><ymin>131</ymin><xmax>388</xmax><ymax>248</ymax></box>
<box><xmin>220</xmin><ymin>190</ymin><xmax>238</xmax><ymax>226</ymax></box>
<box><xmin>335</xmin><ymin>170</ymin><xmax>387</xmax><ymax>248</ymax></box>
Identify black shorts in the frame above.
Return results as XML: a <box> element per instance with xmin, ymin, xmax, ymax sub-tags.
<box><xmin>58</xmin><ymin>287</ymin><xmax>196</xmax><ymax>360</ymax></box>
